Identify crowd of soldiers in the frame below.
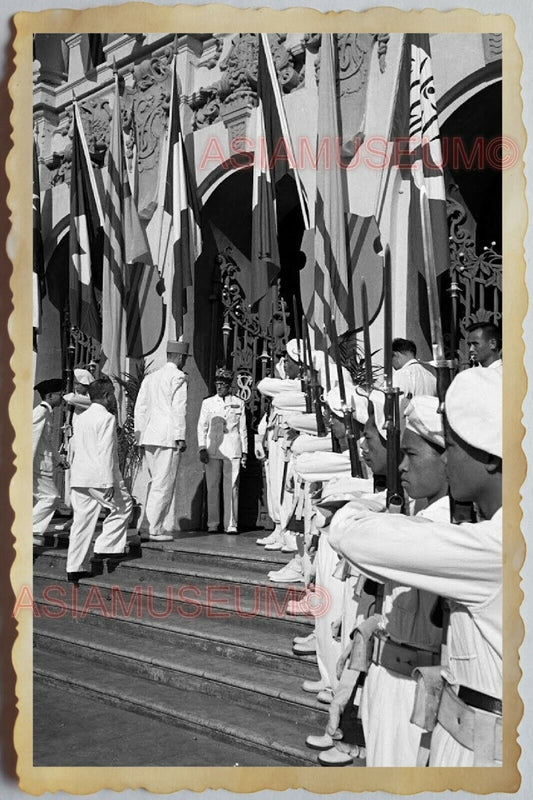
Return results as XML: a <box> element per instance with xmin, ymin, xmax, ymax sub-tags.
<box><xmin>32</xmin><ymin>319</ymin><xmax>503</xmax><ymax>768</ymax></box>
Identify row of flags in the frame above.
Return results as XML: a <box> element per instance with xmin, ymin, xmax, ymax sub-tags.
<box><xmin>33</xmin><ymin>33</ymin><xmax>449</xmax><ymax>399</ymax></box>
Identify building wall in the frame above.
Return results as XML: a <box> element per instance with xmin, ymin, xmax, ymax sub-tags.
<box><xmin>33</xmin><ymin>31</ymin><xmax>501</xmax><ymax>528</ymax></box>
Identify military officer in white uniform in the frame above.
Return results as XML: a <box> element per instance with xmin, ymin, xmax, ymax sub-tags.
<box><xmin>67</xmin><ymin>378</ymin><xmax>133</xmax><ymax>581</ymax></box>
<box><xmin>134</xmin><ymin>339</ymin><xmax>189</xmax><ymax>542</ymax></box>
<box><xmin>33</xmin><ymin>378</ymin><xmax>65</xmax><ymax>540</ymax></box>
<box><xmin>197</xmin><ymin>368</ymin><xmax>248</xmax><ymax>534</ymax></box>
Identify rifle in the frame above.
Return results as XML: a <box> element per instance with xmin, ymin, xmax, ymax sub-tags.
<box><xmin>292</xmin><ymin>296</ymin><xmax>311</xmax><ymax>411</ymax></box>
<box><xmin>322</xmin><ymin>330</ymin><xmax>341</xmax><ymax>452</ymax></box>
<box><xmin>383</xmin><ymin>245</ymin><xmax>405</xmax><ymax>513</ymax></box>
<box><xmin>331</xmin><ymin>319</ymin><xmax>363</xmax><ymax>477</ymax></box>
<box><xmin>302</xmin><ymin>316</ymin><xmax>327</xmax><ymax>437</ymax></box>
<box><xmin>58</xmin><ymin>340</ymin><xmax>75</xmax><ymax>467</ymax></box>
<box><xmin>360</xmin><ymin>278</ymin><xmax>373</xmax><ymax>393</ymax></box>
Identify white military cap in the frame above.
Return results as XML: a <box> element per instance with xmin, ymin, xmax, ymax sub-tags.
<box><xmin>73</xmin><ymin>368</ymin><xmax>94</xmax><ymax>386</ymax></box>
<box><xmin>404</xmin><ymin>395</ymin><xmax>444</xmax><ymax>448</ymax></box>
<box><xmin>445</xmin><ymin>368</ymin><xmax>502</xmax><ymax>458</ymax></box>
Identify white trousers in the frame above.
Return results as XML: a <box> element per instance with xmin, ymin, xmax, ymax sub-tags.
<box><xmin>315</xmin><ymin>534</ymin><xmax>345</xmax><ymax>691</ymax></box>
<box><xmin>205</xmin><ymin>457</ymin><xmax>240</xmax><ymax>531</ymax></box>
<box><xmin>144</xmin><ymin>446</ymin><xmax>181</xmax><ymax>536</ymax></box>
<box><xmin>67</xmin><ymin>482</ymin><xmax>132</xmax><ymax>572</ymax></box>
<box><xmin>33</xmin><ymin>471</ymin><xmax>60</xmax><ymax>535</ymax></box>
<box><xmin>265</xmin><ymin>434</ymin><xmax>284</xmax><ymax>525</ymax></box>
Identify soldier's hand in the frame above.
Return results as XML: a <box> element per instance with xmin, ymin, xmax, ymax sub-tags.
<box><xmin>199</xmin><ymin>448</ymin><xmax>209</xmax><ymax>464</ymax></box>
<box><xmin>176</xmin><ymin>440</ymin><xmax>187</xmax><ymax>453</ymax></box>
<box><xmin>240</xmin><ymin>454</ymin><xmax>248</xmax><ymax>469</ymax></box>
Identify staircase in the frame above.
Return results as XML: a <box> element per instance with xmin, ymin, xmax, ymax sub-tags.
<box><xmin>33</xmin><ymin>527</ymin><xmax>337</xmax><ymax>766</ymax></box>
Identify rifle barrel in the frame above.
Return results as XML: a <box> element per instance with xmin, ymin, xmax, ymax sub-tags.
<box><xmin>361</xmin><ymin>278</ymin><xmax>373</xmax><ymax>391</ymax></box>
<box><xmin>383</xmin><ymin>245</ymin><xmax>393</xmax><ymax>389</ymax></box>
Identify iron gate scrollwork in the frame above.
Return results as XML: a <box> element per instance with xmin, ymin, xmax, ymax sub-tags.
<box><xmin>216</xmin><ymin>246</ymin><xmax>288</xmax><ymax>429</ymax></box>
<box><xmin>446</xmin><ymin>183</ymin><xmax>502</xmax><ymax>362</ymax></box>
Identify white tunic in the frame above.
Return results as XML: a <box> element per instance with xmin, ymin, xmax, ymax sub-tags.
<box><xmin>360</xmin><ymin>496</ymin><xmax>449</xmax><ymax>766</ymax></box>
<box><xmin>197</xmin><ymin>394</ymin><xmax>247</xmax><ymax>459</ymax></box>
<box><xmin>134</xmin><ymin>363</ymin><xmax>188</xmax><ymax>447</ymax></box>
<box><xmin>329</xmin><ymin>502</ymin><xmax>502</xmax><ymax>766</ymax></box>
<box><xmin>393</xmin><ymin>358</ymin><xmax>437</xmax><ymax>398</ymax></box>
<box><xmin>70</xmin><ymin>403</ymin><xmax>121</xmax><ymax>488</ymax></box>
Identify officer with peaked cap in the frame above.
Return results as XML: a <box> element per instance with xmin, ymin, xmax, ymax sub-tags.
<box><xmin>33</xmin><ymin>378</ymin><xmax>65</xmax><ymax>540</ymax></box>
<box><xmin>197</xmin><ymin>368</ymin><xmax>248</xmax><ymax>533</ymax></box>
<box><xmin>328</xmin><ymin>368</ymin><xmax>503</xmax><ymax>766</ymax></box>
<box><xmin>134</xmin><ymin>339</ymin><xmax>190</xmax><ymax>542</ymax></box>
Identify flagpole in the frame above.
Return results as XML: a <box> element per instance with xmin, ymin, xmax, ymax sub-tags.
<box><xmin>260</xmin><ymin>33</ymin><xmax>310</xmax><ymax>230</ymax></box>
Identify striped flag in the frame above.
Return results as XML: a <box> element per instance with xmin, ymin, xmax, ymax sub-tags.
<box><xmin>307</xmin><ymin>33</ymin><xmax>353</xmax><ymax>347</ymax></box>
<box><xmin>101</xmin><ymin>73</ymin><xmax>152</xmax><ymax>419</ymax></box>
<box><xmin>393</xmin><ymin>34</ymin><xmax>450</xmax><ymax>346</ymax></box>
<box><xmin>251</xmin><ymin>34</ymin><xmax>310</xmax><ymax>328</ymax></box>
<box><xmin>69</xmin><ymin>99</ymin><xmax>104</xmax><ymax>342</ymax></box>
<box><xmin>155</xmin><ymin>56</ymin><xmax>202</xmax><ymax>339</ymax></box>
<box><xmin>33</xmin><ymin>136</ymin><xmax>46</xmax><ymax>348</ymax></box>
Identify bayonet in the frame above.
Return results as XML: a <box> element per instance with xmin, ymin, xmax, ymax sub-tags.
<box><xmin>331</xmin><ymin>319</ymin><xmax>363</xmax><ymax>477</ymax></box>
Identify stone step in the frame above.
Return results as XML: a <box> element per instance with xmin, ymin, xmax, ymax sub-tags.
<box><xmin>33</xmin><ymin>586</ymin><xmax>319</xmax><ymax>680</ymax></box>
<box><xmin>34</xmin><ymin>613</ymin><xmax>328</xmax><ymax>728</ymax></box>
<box><xmin>34</xmin><ymin>648</ymin><xmax>327</xmax><ymax>766</ymax></box>
<box><xmin>33</xmin><ymin>548</ymin><xmax>316</xmax><ymax>624</ymax></box>
<box><xmin>138</xmin><ymin>530</ymin><xmax>294</xmax><ymax>572</ymax></box>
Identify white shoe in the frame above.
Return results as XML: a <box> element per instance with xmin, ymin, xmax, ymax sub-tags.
<box><xmin>149</xmin><ymin>532</ymin><xmax>174</xmax><ymax>542</ymax></box>
<box><xmin>318</xmin><ymin>744</ymin><xmax>365</xmax><ymax>765</ymax></box>
<box><xmin>306</xmin><ymin>733</ymin><xmax>335</xmax><ymax>751</ymax></box>
<box><xmin>293</xmin><ymin>631</ymin><xmax>316</xmax><ymax>646</ymax></box>
<box><xmin>256</xmin><ymin>530</ymin><xmax>279</xmax><ymax>545</ymax></box>
<box><xmin>264</xmin><ymin>539</ymin><xmax>284</xmax><ymax>551</ymax></box>
<box><xmin>268</xmin><ymin>558</ymin><xmax>304</xmax><ymax>583</ymax></box>
<box><xmin>281</xmin><ymin>543</ymin><xmax>298</xmax><ymax>553</ymax></box>
<box><xmin>302</xmin><ymin>679</ymin><xmax>327</xmax><ymax>693</ymax></box>
<box><xmin>316</xmin><ymin>689</ymin><xmax>333</xmax><ymax>704</ymax></box>
<box><xmin>293</xmin><ymin>639</ymin><xmax>317</xmax><ymax>655</ymax></box>
<box><xmin>281</xmin><ymin>530</ymin><xmax>298</xmax><ymax>552</ymax></box>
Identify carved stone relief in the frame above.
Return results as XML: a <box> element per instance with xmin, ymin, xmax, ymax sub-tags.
<box><xmin>304</xmin><ymin>33</ymin><xmax>389</xmax><ymax>163</ymax></box>
<box><xmin>190</xmin><ymin>33</ymin><xmax>305</xmax><ymax>133</ymax></box>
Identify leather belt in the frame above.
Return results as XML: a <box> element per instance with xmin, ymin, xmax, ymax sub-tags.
<box><xmin>371</xmin><ymin>636</ymin><xmax>440</xmax><ymax>678</ymax></box>
<box><xmin>438</xmin><ymin>683</ymin><xmax>502</xmax><ymax>765</ymax></box>
<box><xmin>458</xmin><ymin>685</ymin><xmax>502</xmax><ymax>716</ymax></box>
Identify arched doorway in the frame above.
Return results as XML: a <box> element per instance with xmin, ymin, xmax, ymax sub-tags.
<box><xmin>440</xmin><ymin>81</ymin><xmax>503</xmax><ymax>360</ymax></box>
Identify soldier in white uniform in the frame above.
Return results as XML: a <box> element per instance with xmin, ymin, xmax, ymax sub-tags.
<box><xmin>134</xmin><ymin>340</ymin><xmax>189</xmax><ymax>542</ymax></box>
<box><xmin>33</xmin><ymin>378</ymin><xmax>65</xmax><ymax>540</ymax></box>
<box><xmin>329</xmin><ymin>368</ymin><xmax>502</xmax><ymax>766</ymax></box>
<box><xmin>391</xmin><ymin>338</ymin><xmax>437</xmax><ymax>398</ymax></box>
<box><xmin>197</xmin><ymin>368</ymin><xmax>248</xmax><ymax>533</ymax></box>
<box><xmin>66</xmin><ymin>378</ymin><xmax>133</xmax><ymax>582</ymax></box>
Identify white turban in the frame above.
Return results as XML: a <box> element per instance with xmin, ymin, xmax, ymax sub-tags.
<box><xmin>404</xmin><ymin>395</ymin><xmax>445</xmax><ymax>449</ymax></box>
<box><xmin>74</xmin><ymin>368</ymin><xmax>94</xmax><ymax>386</ymax></box>
<box><xmin>444</xmin><ymin>368</ymin><xmax>502</xmax><ymax>458</ymax></box>
<box><xmin>286</xmin><ymin>339</ymin><xmax>340</xmax><ymax>393</ymax></box>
